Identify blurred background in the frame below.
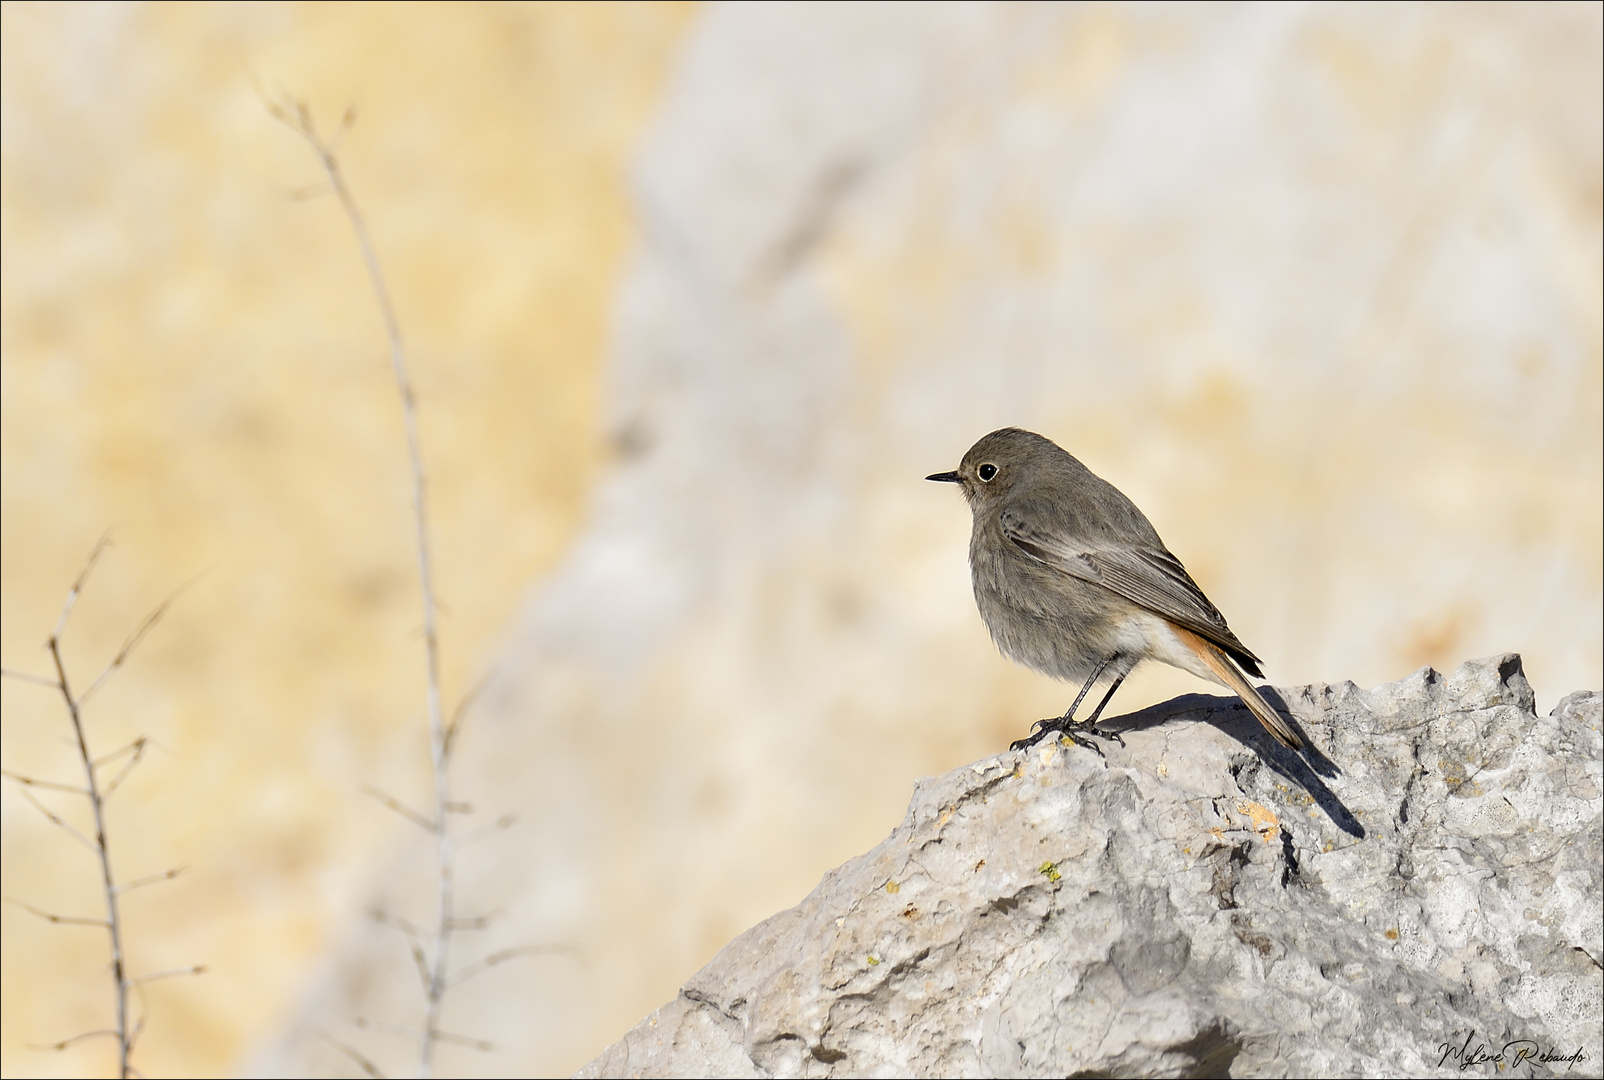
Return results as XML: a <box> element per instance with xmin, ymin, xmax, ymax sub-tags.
<box><xmin>1</xmin><ymin>2</ymin><xmax>1598</xmax><ymax>1077</ymax></box>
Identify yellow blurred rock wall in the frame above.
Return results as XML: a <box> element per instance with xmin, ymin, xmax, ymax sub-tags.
<box><xmin>0</xmin><ymin>3</ymin><xmax>694</xmax><ymax>1077</ymax></box>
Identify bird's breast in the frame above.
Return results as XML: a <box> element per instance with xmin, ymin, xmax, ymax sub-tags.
<box><xmin>967</xmin><ymin>521</ymin><xmax>1133</xmax><ymax>683</ymax></box>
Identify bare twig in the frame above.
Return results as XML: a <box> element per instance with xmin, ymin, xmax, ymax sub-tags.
<box><xmin>15</xmin><ymin>785</ymin><xmax>100</xmax><ymax>854</ymax></box>
<box><xmin>1</xmin><ymin>667</ymin><xmax>60</xmax><ymax>689</ymax></box>
<box><xmin>80</xmin><ymin>587</ymin><xmax>182</xmax><ymax>705</ymax></box>
<box><xmin>113</xmin><ymin>867</ymin><xmax>186</xmax><ymax>896</ymax></box>
<box><xmin>91</xmin><ymin>738</ymin><xmax>148</xmax><ymax>768</ymax></box>
<box><xmin>2</xmin><ymin>768</ymin><xmax>87</xmax><ymax>794</ymax></box>
<box><xmin>442</xmin><ymin>669</ymin><xmax>495</xmax><ymax>757</ymax></box>
<box><xmin>456</xmin><ymin>813</ymin><xmax>517</xmax><ymax>848</ymax></box>
<box><xmin>2</xmin><ymin>895</ymin><xmax>109</xmax><ymax>927</ymax></box>
<box><xmin>49</xmin><ymin>547</ymin><xmax>130</xmax><ymax>1076</ymax></box>
<box><xmin>365</xmin><ymin>909</ymin><xmax>434</xmax><ymax>991</ymax></box>
<box><xmin>353</xmin><ymin>1018</ymin><xmax>492</xmax><ymax>1053</ymax></box>
<box><xmin>360</xmin><ymin>784</ymin><xmax>436</xmax><ymax>832</ymax></box>
<box><xmin>126</xmin><ymin>965</ymin><xmax>206</xmax><ymax>987</ymax></box>
<box><xmin>271</xmin><ymin>96</ymin><xmax>458</xmax><ymax>1078</ymax></box>
<box><xmin>353</xmin><ymin>1016</ymin><xmax>425</xmax><ymax>1041</ymax></box>
<box><xmin>1</xmin><ymin>541</ymin><xmax>197</xmax><ymax>1078</ymax></box>
<box><xmin>121</xmin><ymin>993</ymin><xmax>149</xmax><ymax>1058</ymax></box>
<box><xmin>27</xmin><ymin>1029</ymin><xmax>122</xmax><ymax>1052</ymax></box>
<box><xmin>428</xmin><ymin>1030</ymin><xmax>495</xmax><ymax>1052</ymax></box>
<box><xmin>446</xmin><ymin>944</ymin><xmax>574</xmax><ymax>989</ymax></box>
<box><xmin>405</xmin><ymin>943</ymin><xmax>432</xmax><ymax>994</ymax></box>
<box><xmin>368</xmin><ymin>908</ymin><xmax>429</xmax><ymax>941</ymax></box>
<box><xmin>52</xmin><ymin>535</ymin><xmax>110</xmax><ymax>641</ymax></box>
<box><xmin>321</xmin><ymin>1032</ymin><xmax>388</xmax><ymax>1080</ymax></box>
<box><xmin>100</xmin><ymin>740</ymin><xmax>150</xmax><ymax>799</ymax></box>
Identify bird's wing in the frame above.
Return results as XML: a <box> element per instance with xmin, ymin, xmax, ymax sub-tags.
<box><xmin>998</xmin><ymin>506</ymin><xmax>1264</xmax><ymax>676</ymax></box>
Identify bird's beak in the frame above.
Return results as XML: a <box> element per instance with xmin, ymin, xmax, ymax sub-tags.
<box><xmin>925</xmin><ymin>471</ymin><xmax>961</xmax><ymax>483</ymax></box>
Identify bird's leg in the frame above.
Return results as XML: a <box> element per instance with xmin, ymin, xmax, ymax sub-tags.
<box><xmin>1047</xmin><ymin>672</ymin><xmax>1129</xmax><ymax>752</ymax></box>
<box><xmin>1012</xmin><ymin>657</ymin><xmax>1118</xmax><ymax>752</ymax></box>
<box><xmin>1077</xmin><ymin>677</ymin><xmax>1129</xmax><ymax>728</ymax></box>
<box><xmin>1074</xmin><ymin>673</ymin><xmax>1128</xmax><ymax>745</ymax></box>
<box><xmin>1050</xmin><ymin>661</ymin><xmax>1107</xmax><ymax>726</ymax></box>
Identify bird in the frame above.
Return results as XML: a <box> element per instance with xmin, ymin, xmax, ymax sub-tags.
<box><xmin>927</xmin><ymin>427</ymin><xmax>1303</xmax><ymax>751</ymax></box>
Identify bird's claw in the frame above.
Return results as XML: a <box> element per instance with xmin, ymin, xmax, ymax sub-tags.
<box><xmin>1011</xmin><ymin>717</ymin><xmax>1123</xmax><ymax>755</ymax></box>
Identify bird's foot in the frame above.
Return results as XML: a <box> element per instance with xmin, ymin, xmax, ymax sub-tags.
<box><xmin>1010</xmin><ymin>716</ymin><xmax>1124</xmax><ymax>755</ymax></box>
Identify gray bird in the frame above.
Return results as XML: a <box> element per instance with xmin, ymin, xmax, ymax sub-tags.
<box><xmin>928</xmin><ymin>428</ymin><xmax>1303</xmax><ymax>751</ymax></box>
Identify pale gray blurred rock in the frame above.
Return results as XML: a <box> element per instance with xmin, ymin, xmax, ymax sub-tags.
<box><xmin>580</xmin><ymin>655</ymin><xmax>1602</xmax><ymax>1079</ymax></box>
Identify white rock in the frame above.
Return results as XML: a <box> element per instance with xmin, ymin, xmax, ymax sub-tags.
<box><xmin>580</xmin><ymin>656</ymin><xmax>1602</xmax><ymax>1078</ymax></box>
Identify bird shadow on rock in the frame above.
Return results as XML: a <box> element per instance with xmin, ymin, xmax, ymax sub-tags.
<box><xmin>1102</xmin><ymin>690</ymin><xmax>1366</xmax><ymax>839</ymax></box>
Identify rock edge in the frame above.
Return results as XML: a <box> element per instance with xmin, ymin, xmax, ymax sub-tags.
<box><xmin>580</xmin><ymin>655</ymin><xmax>1602</xmax><ymax>1078</ymax></box>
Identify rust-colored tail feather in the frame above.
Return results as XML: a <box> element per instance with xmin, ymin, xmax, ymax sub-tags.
<box><xmin>1169</xmin><ymin>624</ymin><xmax>1303</xmax><ymax>750</ymax></box>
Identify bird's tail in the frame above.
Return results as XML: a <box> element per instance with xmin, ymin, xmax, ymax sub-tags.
<box><xmin>1168</xmin><ymin>624</ymin><xmax>1303</xmax><ymax>750</ymax></box>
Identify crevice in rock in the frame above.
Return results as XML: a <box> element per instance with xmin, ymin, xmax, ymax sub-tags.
<box><xmin>1279</xmin><ymin>826</ymin><xmax>1301</xmax><ymax>887</ymax></box>
<box><xmin>1172</xmin><ymin>1020</ymin><xmax>1243</xmax><ymax>1078</ymax></box>
<box><xmin>810</xmin><ymin>1043</ymin><xmax>847</xmax><ymax>1063</ymax></box>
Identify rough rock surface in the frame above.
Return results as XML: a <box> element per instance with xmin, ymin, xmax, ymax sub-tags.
<box><xmin>580</xmin><ymin>655</ymin><xmax>1602</xmax><ymax>1078</ymax></box>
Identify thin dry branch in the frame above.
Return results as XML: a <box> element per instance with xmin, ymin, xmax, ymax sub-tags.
<box><xmin>457</xmin><ymin>813</ymin><xmax>517</xmax><ymax>848</ymax></box>
<box><xmin>27</xmin><ymin>1029</ymin><xmax>121</xmax><ymax>1052</ymax></box>
<box><xmin>368</xmin><ymin>908</ymin><xmax>429</xmax><ymax>941</ymax></box>
<box><xmin>360</xmin><ymin>784</ymin><xmax>436</xmax><ymax>832</ymax></box>
<box><xmin>113</xmin><ymin>867</ymin><xmax>186</xmax><ymax>896</ymax></box>
<box><xmin>442</xmin><ymin>669</ymin><xmax>495</xmax><ymax>757</ymax></box>
<box><xmin>46</xmin><ymin>543</ymin><xmax>133</xmax><ymax>1076</ymax></box>
<box><xmin>271</xmin><ymin>95</ymin><xmax>460</xmax><ymax>1078</ymax></box>
<box><xmin>2</xmin><ymin>768</ymin><xmax>87</xmax><ymax>794</ymax></box>
<box><xmin>126</xmin><ymin>965</ymin><xmax>206</xmax><ymax>987</ymax></box>
<box><xmin>100</xmin><ymin>740</ymin><xmax>150</xmax><ymax>799</ymax></box>
<box><xmin>353</xmin><ymin>1017</ymin><xmax>425</xmax><ymax>1042</ymax></box>
<box><xmin>427</xmin><ymin>1030</ymin><xmax>495</xmax><ymax>1052</ymax></box>
<box><xmin>2</xmin><ymin>895</ymin><xmax>109</xmax><ymax>927</ymax></box>
<box><xmin>1</xmin><ymin>667</ymin><xmax>60</xmax><ymax>689</ymax></box>
<box><xmin>320</xmin><ymin>1033</ymin><xmax>387</xmax><ymax>1080</ymax></box>
<box><xmin>446</xmin><ymin>944</ymin><xmax>574</xmax><ymax>989</ymax></box>
<box><xmin>365</xmin><ymin>910</ymin><xmax>434</xmax><ymax>991</ymax></box>
<box><xmin>122</xmin><ymin>997</ymin><xmax>148</xmax><ymax>1057</ymax></box>
<box><xmin>407</xmin><ymin>945</ymin><xmax>432</xmax><ymax>994</ymax></box>
<box><xmin>15</xmin><ymin>786</ymin><xmax>100</xmax><ymax>854</ymax></box>
<box><xmin>52</xmin><ymin>535</ymin><xmax>111</xmax><ymax>641</ymax></box>
<box><xmin>1</xmin><ymin>539</ymin><xmax>193</xmax><ymax>1079</ymax></box>
<box><xmin>352</xmin><ymin>1018</ymin><xmax>491</xmax><ymax>1053</ymax></box>
<box><xmin>92</xmin><ymin>737</ymin><xmax>149</xmax><ymax>769</ymax></box>
<box><xmin>81</xmin><ymin>585</ymin><xmax>185</xmax><ymax>705</ymax></box>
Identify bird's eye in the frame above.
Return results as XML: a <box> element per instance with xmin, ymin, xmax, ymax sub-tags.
<box><xmin>978</xmin><ymin>463</ymin><xmax>998</xmax><ymax>482</ymax></box>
